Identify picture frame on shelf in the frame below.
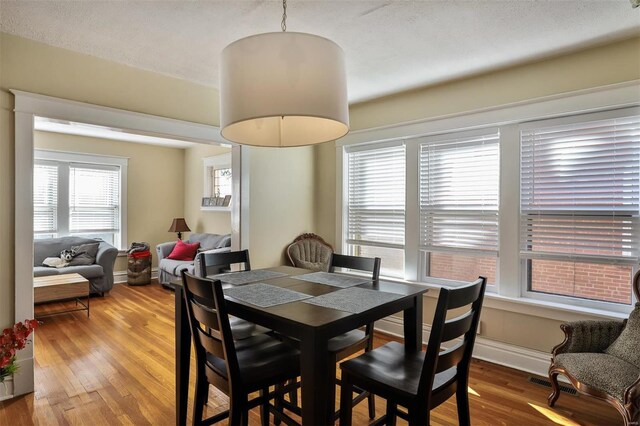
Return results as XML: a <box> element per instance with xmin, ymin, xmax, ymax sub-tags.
<box><xmin>222</xmin><ymin>195</ymin><xmax>232</xmax><ymax>207</ymax></box>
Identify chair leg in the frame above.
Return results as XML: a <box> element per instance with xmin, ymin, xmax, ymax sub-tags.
<box><xmin>339</xmin><ymin>374</ymin><xmax>354</xmax><ymax>426</ymax></box>
<box><xmin>192</xmin><ymin>372</ymin><xmax>208</xmax><ymax>425</ymax></box>
<box><xmin>456</xmin><ymin>378</ymin><xmax>471</xmax><ymax>426</ymax></box>
<box><xmin>367</xmin><ymin>391</ymin><xmax>376</xmax><ymax>419</ymax></box>
<box><xmin>286</xmin><ymin>378</ymin><xmax>298</xmax><ymax>407</ymax></box>
<box><xmin>229</xmin><ymin>396</ymin><xmax>244</xmax><ymax>426</ymax></box>
<box><xmin>260</xmin><ymin>387</ymin><xmax>270</xmax><ymax>426</ymax></box>
<box><xmin>548</xmin><ymin>371</ymin><xmax>561</xmax><ymax>407</ymax></box>
<box><xmin>408</xmin><ymin>404</ymin><xmax>429</xmax><ymax>426</ymax></box>
<box><xmin>386</xmin><ymin>401</ymin><xmax>397</xmax><ymax>426</ymax></box>
<box><xmin>274</xmin><ymin>383</ymin><xmax>284</xmax><ymax>426</ymax></box>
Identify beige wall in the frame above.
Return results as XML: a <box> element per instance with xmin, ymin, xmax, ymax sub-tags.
<box><xmin>33</xmin><ymin>131</ymin><xmax>185</xmax><ymax>271</ymax></box>
<box><xmin>183</xmin><ymin>143</ymin><xmax>232</xmax><ymax>235</ymax></box>
<box><xmin>249</xmin><ymin>146</ymin><xmax>316</xmax><ymax>268</ymax></box>
<box><xmin>316</xmin><ymin>36</ymin><xmax>640</xmax><ymax>352</ymax></box>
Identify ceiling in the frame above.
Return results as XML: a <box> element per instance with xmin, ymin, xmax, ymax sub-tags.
<box><xmin>1</xmin><ymin>1</ymin><xmax>638</xmax><ymax>103</ymax></box>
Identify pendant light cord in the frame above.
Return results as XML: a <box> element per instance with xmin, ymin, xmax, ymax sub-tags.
<box><xmin>281</xmin><ymin>0</ymin><xmax>287</xmax><ymax>31</ymax></box>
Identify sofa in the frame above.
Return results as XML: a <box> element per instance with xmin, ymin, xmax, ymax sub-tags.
<box><xmin>156</xmin><ymin>233</ymin><xmax>231</xmax><ymax>286</ymax></box>
<box><xmin>34</xmin><ymin>236</ymin><xmax>119</xmax><ymax>294</ymax></box>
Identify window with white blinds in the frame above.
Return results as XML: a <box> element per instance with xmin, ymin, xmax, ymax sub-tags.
<box><xmin>420</xmin><ymin>132</ymin><xmax>500</xmax><ymax>255</ymax></box>
<box><xmin>69</xmin><ymin>164</ymin><xmax>120</xmax><ymax>235</ymax></box>
<box><xmin>33</xmin><ymin>150</ymin><xmax>126</xmax><ymax>249</ymax></box>
<box><xmin>346</xmin><ymin>143</ymin><xmax>406</xmax><ymax>277</ymax></box>
<box><xmin>520</xmin><ymin>113</ymin><xmax>640</xmax><ymax>264</ymax></box>
<box><xmin>33</xmin><ymin>162</ymin><xmax>58</xmax><ymax>235</ymax></box>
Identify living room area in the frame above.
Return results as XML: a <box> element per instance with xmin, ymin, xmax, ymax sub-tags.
<box><xmin>1</xmin><ymin>1</ymin><xmax>640</xmax><ymax>426</ymax></box>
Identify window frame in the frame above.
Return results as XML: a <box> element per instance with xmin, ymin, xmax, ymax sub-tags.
<box><xmin>518</xmin><ymin>107</ymin><xmax>640</xmax><ymax>312</ymax></box>
<box><xmin>416</xmin><ymin>127</ymin><xmax>501</xmax><ymax>289</ymax></box>
<box><xmin>336</xmin><ymin>82</ymin><xmax>640</xmax><ymax>314</ymax></box>
<box><xmin>34</xmin><ymin>149</ymin><xmax>128</xmax><ymax>250</ymax></box>
<box><xmin>203</xmin><ymin>152</ymin><xmax>232</xmax><ymax>212</ymax></box>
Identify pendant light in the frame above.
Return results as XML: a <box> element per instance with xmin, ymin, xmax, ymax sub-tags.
<box><xmin>220</xmin><ymin>0</ymin><xmax>349</xmax><ymax>147</ymax></box>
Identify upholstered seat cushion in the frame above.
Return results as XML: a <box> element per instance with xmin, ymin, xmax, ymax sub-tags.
<box><xmin>159</xmin><ymin>258</ymin><xmax>194</xmax><ymax>276</ymax></box>
<box><xmin>556</xmin><ymin>353</ymin><xmax>639</xmax><ymax>401</ymax></box>
<box><xmin>606</xmin><ymin>304</ymin><xmax>640</xmax><ymax>368</ymax></box>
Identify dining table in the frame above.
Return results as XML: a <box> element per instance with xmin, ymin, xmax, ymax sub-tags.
<box><xmin>171</xmin><ymin>265</ymin><xmax>428</xmax><ymax>425</ymax></box>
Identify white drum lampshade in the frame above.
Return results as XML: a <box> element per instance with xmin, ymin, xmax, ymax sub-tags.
<box><xmin>220</xmin><ymin>32</ymin><xmax>349</xmax><ymax>147</ymax></box>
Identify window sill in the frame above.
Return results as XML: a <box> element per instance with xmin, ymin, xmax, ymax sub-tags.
<box><xmin>375</xmin><ymin>275</ymin><xmax>631</xmax><ymax>323</ymax></box>
<box><xmin>201</xmin><ymin>206</ymin><xmax>231</xmax><ymax>212</ymax></box>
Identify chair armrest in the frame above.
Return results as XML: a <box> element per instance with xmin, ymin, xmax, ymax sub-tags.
<box><xmin>553</xmin><ymin>319</ymin><xmax>626</xmax><ymax>356</ymax></box>
<box><xmin>96</xmin><ymin>242</ymin><xmax>119</xmax><ymax>289</ymax></box>
<box><xmin>156</xmin><ymin>242</ymin><xmax>177</xmax><ymax>261</ymax></box>
<box><xmin>624</xmin><ymin>374</ymin><xmax>640</xmax><ymax>410</ymax></box>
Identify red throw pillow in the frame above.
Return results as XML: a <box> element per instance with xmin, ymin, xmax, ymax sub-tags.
<box><xmin>167</xmin><ymin>240</ymin><xmax>200</xmax><ymax>261</ymax></box>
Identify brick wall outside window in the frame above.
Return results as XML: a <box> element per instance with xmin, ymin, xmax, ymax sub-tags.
<box><xmin>429</xmin><ymin>253</ymin><xmax>497</xmax><ymax>285</ymax></box>
<box><xmin>530</xmin><ymin>260</ymin><xmax>632</xmax><ymax>304</ymax></box>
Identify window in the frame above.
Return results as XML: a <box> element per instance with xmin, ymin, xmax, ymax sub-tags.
<box><xmin>33</xmin><ymin>151</ymin><xmax>127</xmax><ymax>249</ymax></box>
<box><xmin>203</xmin><ymin>152</ymin><xmax>232</xmax><ymax>208</ymax></box>
<box><xmin>346</xmin><ymin>143</ymin><xmax>405</xmax><ymax>278</ymax></box>
<box><xmin>420</xmin><ymin>131</ymin><xmax>500</xmax><ymax>285</ymax></box>
<box><xmin>520</xmin><ymin>111</ymin><xmax>640</xmax><ymax>305</ymax></box>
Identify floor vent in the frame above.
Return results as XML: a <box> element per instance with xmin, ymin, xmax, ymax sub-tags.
<box><xmin>528</xmin><ymin>376</ymin><xmax>578</xmax><ymax>396</ymax></box>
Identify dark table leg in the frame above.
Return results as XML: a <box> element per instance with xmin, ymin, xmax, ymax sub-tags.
<box><xmin>175</xmin><ymin>285</ymin><xmax>191</xmax><ymax>426</ymax></box>
<box><xmin>300</xmin><ymin>330</ymin><xmax>333</xmax><ymax>425</ymax></box>
<box><xmin>403</xmin><ymin>294</ymin><xmax>423</xmax><ymax>351</ymax></box>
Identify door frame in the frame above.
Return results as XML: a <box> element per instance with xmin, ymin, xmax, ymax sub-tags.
<box><xmin>11</xmin><ymin>89</ymin><xmax>249</xmax><ymax>396</ymax></box>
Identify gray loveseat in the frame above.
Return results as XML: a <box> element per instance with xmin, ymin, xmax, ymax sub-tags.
<box><xmin>34</xmin><ymin>236</ymin><xmax>119</xmax><ymax>294</ymax></box>
<box><xmin>156</xmin><ymin>233</ymin><xmax>231</xmax><ymax>286</ymax></box>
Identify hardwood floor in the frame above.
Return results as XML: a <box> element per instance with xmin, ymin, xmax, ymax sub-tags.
<box><xmin>1</xmin><ymin>282</ymin><xmax>622</xmax><ymax>425</ymax></box>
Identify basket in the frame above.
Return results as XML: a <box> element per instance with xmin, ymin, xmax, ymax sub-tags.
<box><xmin>127</xmin><ymin>251</ymin><xmax>152</xmax><ymax>286</ymax></box>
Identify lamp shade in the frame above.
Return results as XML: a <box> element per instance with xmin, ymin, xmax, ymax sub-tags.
<box><xmin>220</xmin><ymin>32</ymin><xmax>349</xmax><ymax>147</ymax></box>
<box><xmin>168</xmin><ymin>218</ymin><xmax>191</xmax><ymax>233</ymax></box>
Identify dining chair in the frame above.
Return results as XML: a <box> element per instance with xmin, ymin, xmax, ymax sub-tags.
<box><xmin>200</xmin><ymin>249</ymin><xmax>267</xmax><ymax>341</ymax></box>
<box><xmin>339</xmin><ymin>277</ymin><xmax>487</xmax><ymax>426</ymax></box>
<box><xmin>181</xmin><ymin>271</ymin><xmax>301</xmax><ymax>426</ymax></box>
<box><xmin>199</xmin><ymin>249</ymin><xmax>251</xmax><ymax>277</ymax></box>
<box><xmin>281</xmin><ymin>253</ymin><xmax>382</xmax><ymax>421</ymax></box>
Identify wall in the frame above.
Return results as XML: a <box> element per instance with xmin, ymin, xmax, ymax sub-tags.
<box><xmin>183</xmin><ymin>143</ymin><xmax>232</xmax><ymax>235</ymax></box>
<box><xmin>315</xmin><ymin>35</ymin><xmax>640</xmax><ymax>353</ymax></box>
<box><xmin>0</xmin><ymin>33</ymin><xmax>315</xmax><ymax>329</ymax></box>
<box><xmin>249</xmin><ymin>146</ymin><xmax>316</xmax><ymax>268</ymax></box>
<box><xmin>33</xmin><ymin>131</ymin><xmax>185</xmax><ymax>271</ymax></box>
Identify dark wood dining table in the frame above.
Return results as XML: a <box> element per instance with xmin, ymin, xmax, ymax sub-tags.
<box><xmin>171</xmin><ymin>265</ymin><xmax>428</xmax><ymax>425</ymax></box>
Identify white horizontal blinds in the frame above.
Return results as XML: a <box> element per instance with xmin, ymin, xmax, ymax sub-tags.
<box><xmin>419</xmin><ymin>132</ymin><xmax>500</xmax><ymax>255</ymax></box>
<box><xmin>33</xmin><ymin>162</ymin><xmax>58</xmax><ymax>234</ymax></box>
<box><xmin>69</xmin><ymin>164</ymin><xmax>120</xmax><ymax>234</ymax></box>
<box><xmin>520</xmin><ymin>114</ymin><xmax>640</xmax><ymax>263</ymax></box>
<box><xmin>347</xmin><ymin>143</ymin><xmax>406</xmax><ymax>248</ymax></box>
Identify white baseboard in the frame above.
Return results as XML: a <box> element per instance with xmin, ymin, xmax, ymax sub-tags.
<box><xmin>113</xmin><ymin>268</ymin><xmax>158</xmax><ymax>284</ymax></box>
<box><xmin>375</xmin><ymin>316</ymin><xmax>558</xmax><ymax>380</ymax></box>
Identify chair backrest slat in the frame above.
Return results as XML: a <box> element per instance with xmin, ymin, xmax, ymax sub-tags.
<box><xmin>182</xmin><ymin>271</ymin><xmax>241</xmax><ymax>387</ymax></box>
<box><xmin>329</xmin><ymin>253</ymin><xmax>381</xmax><ymax>281</ymax></box>
<box><xmin>441</xmin><ymin>311</ymin><xmax>474</xmax><ymax>343</ymax></box>
<box><xmin>200</xmin><ymin>249</ymin><xmax>251</xmax><ymax>277</ymax></box>
<box><xmin>435</xmin><ymin>341</ymin><xmax>467</xmax><ymax>374</ymax></box>
<box><xmin>418</xmin><ymin>277</ymin><xmax>487</xmax><ymax>398</ymax></box>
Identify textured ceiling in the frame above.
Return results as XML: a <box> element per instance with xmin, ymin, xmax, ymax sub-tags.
<box><xmin>1</xmin><ymin>1</ymin><xmax>638</xmax><ymax>102</ymax></box>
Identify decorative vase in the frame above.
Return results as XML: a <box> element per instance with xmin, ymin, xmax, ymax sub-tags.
<box><xmin>0</xmin><ymin>375</ymin><xmax>14</xmax><ymax>402</ymax></box>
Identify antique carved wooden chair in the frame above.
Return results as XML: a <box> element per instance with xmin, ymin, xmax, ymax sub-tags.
<box><xmin>548</xmin><ymin>271</ymin><xmax>640</xmax><ymax>426</ymax></box>
<box><xmin>286</xmin><ymin>233</ymin><xmax>333</xmax><ymax>272</ymax></box>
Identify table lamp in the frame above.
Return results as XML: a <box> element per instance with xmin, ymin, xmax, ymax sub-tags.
<box><xmin>168</xmin><ymin>218</ymin><xmax>190</xmax><ymax>240</ymax></box>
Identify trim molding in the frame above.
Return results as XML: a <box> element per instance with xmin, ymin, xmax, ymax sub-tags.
<box><xmin>375</xmin><ymin>315</ymin><xmax>558</xmax><ymax>380</ymax></box>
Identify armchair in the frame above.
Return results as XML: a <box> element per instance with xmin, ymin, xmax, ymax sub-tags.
<box><xmin>549</xmin><ymin>271</ymin><xmax>640</xmax><ymax>426</ymax></box>
<box><xmin>286</xmin><ymin>233</ymin><xmax>333</xmax><ymax>272</ymax></box>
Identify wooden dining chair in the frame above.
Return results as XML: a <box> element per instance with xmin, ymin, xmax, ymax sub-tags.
<box><xmin>199</xmin><ymin>249</ymin><xmax>251</xmax><ymax>277</ymax></box>
<box><xmin>281</xmin><ymin>253</ymin><xmax>382</xmax><ymax>421</ymax></box>
<box><xmin>199</xmin><ymin>249</ymin><xmax>267</xmax><ymax>341</ymax></box>
<box><xmin>181</xmin><ymin>271</ymin><xmax>301</xmax><ymax>426</ymax></box>
<box><xmin>339</xmin><ymin>277</ymin><xmax>487</xmax><ymax>426</ymax></box>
